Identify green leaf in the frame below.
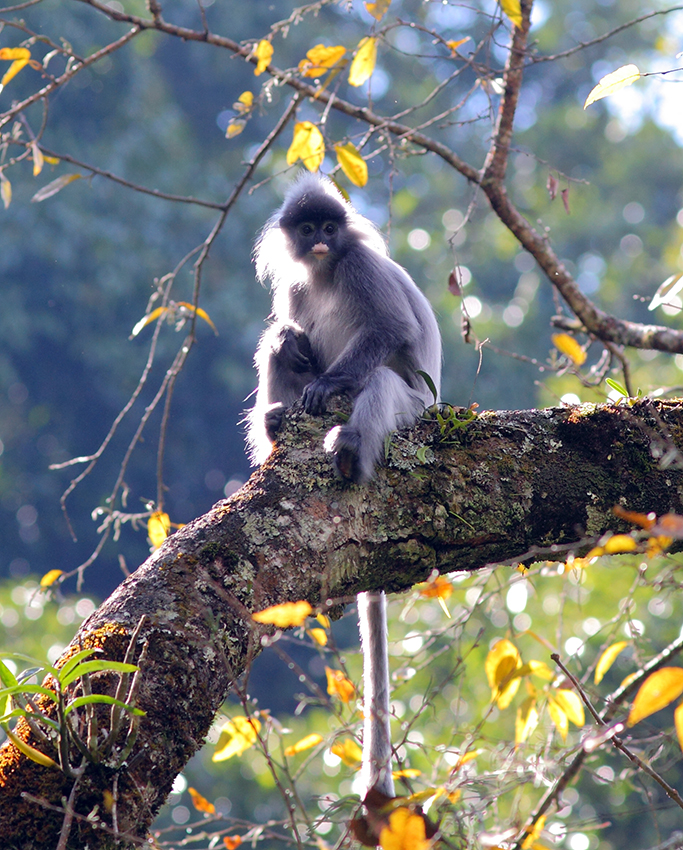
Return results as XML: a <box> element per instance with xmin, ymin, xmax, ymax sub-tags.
<box><xmin>416</xmin><ymin>370</ymin><xmax>438</xmax><ymax>404</ymax></box>
<box><xmin>2</xmin><ymin>725</ymin><xmax>59</xmax><ymax>769</ymax></box>
<box><xmin>64</xmin><ymin>694</ymin><xmax>146</xmax><ymax>718</ymax></box>
<box><xmin>56</xmin><ymin>648</ymin><xmax>100</xmax><ymax>682</ymax></box>
<box><xmin>59</xmin><ymin>661</ymin><xmax>139</xmax><ymax>690</ymax></box>
<box><xmin>606</xmin><ymin>378</ymin><xmax>628</xmax><ymax>397</ymax></box>
<box><xmin>0</xmin><ymin>659</ymin><xmax>18</xmax><ymax>689</ymax></box>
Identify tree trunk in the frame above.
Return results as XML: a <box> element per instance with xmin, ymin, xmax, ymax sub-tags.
<box><xmin>1</xmin><ymin>398</ymin><xmax>682</xmax><ymax>848</ymax></box>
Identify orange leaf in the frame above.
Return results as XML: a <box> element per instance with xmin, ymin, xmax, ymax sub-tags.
<box><xmin>325</xmin><ymin>667</ymin><xmax>356</xmax><ymax>703</ymax></box>
<box><xmin>594</xmin><ymin>641</ymin><xmax>629</xmax><ymax>685</ymax></box>
<box><xmin>627</xmin><ymin>667</ymin><xmax>683</xmax><ymax>727</ymax></box>
<box><xmin>675</xmin><ymin>702</ymin><xmax>683</xmax><ymax>754</ymax></box>
<box><xmin>417</xmin><ymin>576</ymin><xmax>453</xmax><ymax>600</ymax></box>
<box><xmin>602</xmin><ymin>534</ymin><xmax>637</xmax><ymax>554</ymax></box>
<box><xmin>252</xmin><ymin>600</ymin><xmax>312</xmax><ymax>628</ymax></box>
<box><xmin>223</xmin><ymin>837</ymin><xmax>243</xmax><ymax>850</ymax></box>
<box><xmin>446</xmin><ymin>37</ymin><xmax>470</xmax><ymax>54</ymax></box>
<box><xmin>612</xmin><ymin>505</ymin><xmax>655</xmax><ymax>529</ymax></box>
<box><xmin>379</xmin><ymin>807</ymin><xmax>431</xmax><ymax>850</ymax></box>
<box><xmin>188</xmin><ymin>786</ymin><xmax>215</xmax><ymax>814</ymax></box>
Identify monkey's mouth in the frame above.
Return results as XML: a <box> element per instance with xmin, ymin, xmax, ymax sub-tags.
<box><xmin>310</xmin><ymin>243</ymin><xmax>330</xmax><ymax>258</ymax></box>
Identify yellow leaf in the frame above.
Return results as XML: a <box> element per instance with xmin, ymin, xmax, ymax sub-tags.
<box><xmin>148</xmin><ymin>511</ymin><xmax>170</xmax><ymax>550</ymax></box>
<box><xmin>0</xmin><ymin>47</ymin><xmax>31</xmax><ymax>91</ymax></box>
<box><xmin>547</xmin><ymin>695</ymin><xmax>568</xmax><ymax>741</ymax></box>
<box><xmin>521</xmin><ymin>815</ymin><xmax>546</xmax><ymax>850</ymax></box>
<box><xmin>335</xmin><ymin>142</ymin><xmax>368</xmax><ymax>187</ymax></box>
<box><xmin>31</xmin><ymin>142</ymin><xmax>44</xmax><ymax>177</ymax></box>
<box><xmin>594</xmin><ymin>640</ymin><xmax>629</xmax><ymax>685</ymax></box>
<box><xmin>4</xmin><ymin>727</ymin><xmax>59</xmax><ymax>769</ymax></box>
<box><xmin>223</xmin><ymin>837</ymin><xmax>243</xmax><ymax>850</ymax></box>
<box><xmin>284</xmin><ymin>732</ymin><xmax>323</xmax><ymax>756</ymax></box>
<box><xmin>188</xmin><ymin>786</ymin><xmax>216</xmax><ymax>814</ymax></box>
<box><xmin>446</xmin><ymin>37</ymin><xmax>470</xmax><ymax>54</ymax></box>
<box><xmin>627</xmin><ymin>667</ymin><xmax>683</xmax><ymax>727</ymax></box>
<box><xmin>551</xmin><ymin>333</ymin><xmax>586</xmax><ymax>366</ymax></box>
<box><xmin>234</xmin><ymin>91</ymin><xmax>254</xmax><ymax>113</ymax></box>
<box><xmin>175</xmin><ymin>302</ymin><xmax>218</xmax><ymax>334</ymax></box>
<box><xmin>392</xmin><ymin>768</ymin><xmax>422</xmax><ymax>779</ymax></box>
<box><xmin>348</xmin><ymin>37</ymin><xmax>377</xmax><ymax>87</ymax></box>
<box><xmin>485</xmin><ymin>639</ymin><xmax>522</xmax><ymax>709</ymax></box>
<box><xmin>286</xmin><ymin>121</ymin><xmax>325</xmax><ymax>173</ymax></box>
<box><xmin>603</xmin><ymin>534</ymin><xmax>637</xmax><ymax>554</ymax></box>
<box><xmin>0</xmin><ymin>171</ymin><xmax>11</xmax><ymax>209</ymax></box>
<box><xmin>584</xmin><ymin>64</ymin><xmax>641</xmax><ymax>109</ymax></box>
<box><xmin>526</xmin><ymin>659</ymin><xmax>554</xmax><ymax>681</ymax></box>
<box><xmin>515</xmin><ymin>695</ymin><xmax>538</xmax><ymax>744</ymax></box>
<box><xmin>212</xmin><ymin>716</ymin><xmax>261</xmax><ymax>761</ymax></box>
<box><xmin>307</xmin><ymin>627</ymin><xmax>328</xmax><ymax>646</ymax></box>
<box><xmin>31</xmin><ymin>173</ymin><xmax>82</xmax><ymax>203</ymax></box>
<box><xmin>131</xmin><ymin>306</ymin><xmax>167</xmax><ymax>337</ymax></box>
<box><xmin>618</xmin><ymin>671</ymin><xmax>639</xmax><ymax>691</ymax></box>
<box><xmin>364</xmin><ymin>0</ymin><xmax>391</xmax><ymax>21</ymax></box>
<box><xmin>325</xmin><ymin>667</ymin><xmax>356</xmax><ymax>703</ymax></box>
<box><xmin>379</xmin><ymin>807</ymin><xmax>431</xmax><ymax>850</ymax></box>
<box><xmin>253</xmin><ymin>40</ymin><xmax>273</xmax><ymax>76</ymax></box>
<box><xmin>553</xmin><ymin>689</ymin><xmax>584</xmax><ymax>727</ymax></box>
<box><xmin>252</xmin><ymin>600</ymin><xmax>312</xmax><ymax>628</ymax></box>
<box><xmin>675</xmin><ymin>702</ymin><xmax>683</xmax><ymax>754</ymax></box>
<box><xmin>40</xmin><ymin>569</ymin><xmax>64</xmax><ymax>588</ymax></box>
<box><xmin>316</xmin><ymin>613</ymin><xmax>331</xmax><ymax>628</ymax></box>
<box><xmin>500</xmin><ymin>0</ymin><xmax>523</xmax><ymax>28</ymax></box>
<box><xmin>226</xmin><ymin>119</ymin><xmax>247</xmax><ymax>138</ymax></box>
<box><xmin>450</xmin><ymin>749</ymin><xmax>482</xmax><ymax>771</ymax></box>
<box><xmin>331</xmin><ymin>737</ymin><xmax>363</xmax><ymax>766</ymax></box>
<box><xmin>298</xmin><ymin>44</ymin><xmax>347</xmax><ymax>78</ymax></box>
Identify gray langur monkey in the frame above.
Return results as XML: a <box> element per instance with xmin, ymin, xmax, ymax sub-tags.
<box><xmin>247</xmin><ymin>173</ymin><xmax>442</xmax><ymax>796</ymax></box>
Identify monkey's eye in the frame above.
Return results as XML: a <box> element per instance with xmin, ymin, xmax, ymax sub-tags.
<box><xmin>298</xmin><ymin>223</ymin><xmax>315</xmax><ymax>237</ymax></box>
<box><xmin>323</xmin><ymin>222</ymin><xmax>338</xmax><ymax>236</ymax></box>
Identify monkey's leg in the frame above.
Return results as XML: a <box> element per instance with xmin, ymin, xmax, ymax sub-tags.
<box><xmin>358</xmin><ymin>591</ymin><xmax>395</xmax><ymax>798</ymax></box>
<box><xmin>328</xmin><ymin>367</ymin><xmax>424</xmax><ymax>482</ymax></box>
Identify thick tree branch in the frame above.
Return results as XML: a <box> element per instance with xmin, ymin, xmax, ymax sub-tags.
<box><xmin>2</xmin><ymin>399</ymin><xmax>683</xmax><ymax>847</ymax></box>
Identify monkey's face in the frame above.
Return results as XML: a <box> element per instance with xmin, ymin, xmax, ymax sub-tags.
<box><xmin>282</xmin><ymin>214</ymin><xmax>347</xmax><ymax>271</ymax></box>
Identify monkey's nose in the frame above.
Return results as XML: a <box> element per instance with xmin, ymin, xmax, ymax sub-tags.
<box><xmin>311</xmin><ymin>242</ymin><xmax>329</xmax><ymax>255</ymax></box>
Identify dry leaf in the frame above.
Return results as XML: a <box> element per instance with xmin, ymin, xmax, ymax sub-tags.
<box><xmin>253</xmin><ymin>40</ymin><xmax>273</xmax><ymax>76</ymax></box>
<box><xmin>348</xmin><ymin>37</ymin><xmax>377</xmax><ymax>87</ymax></box>
<box><xmin>627</xmin><ymin>667</ymin><xmax>683</xmax><ymax>727</ymax></box>
<box><xmin>252</xmin><ymin>600</ymin><xmax>312</xmax><ymax>628</ymax></box>
<box><xmin>284</xmin><ymin>733</ymin><xmax>323</xmax><ymax>756</ymax></box>
<box><xmin>552</xmin><ymin>332</ymin><xmax>586</xmax><ymax>366</ymax></box>
<box><xmin>335</xmin><ymin>142</ymin><xmax>368</xmax><ymax>187</ymax></box>
<box><xmin>212</xmin><ymin>716</ymin><xmax>261</xmax><ymax>761</ymax></box>
<box><xmin>364</xmin><ymin>0</ymin><xmax>391</xmax><ymax>21</ymax></box>
<box><xmin>325</xmin><ymin>667</ymin><xmax>356</xmax><ymax>703</ymax></box>
<box><xmin>188</xmin><ymin>786</ymin><xmax>215</xmax><ymax>814</ymax></box>
<box><xmin>594</xmin><ymin>641</ymin><xmax>629</xmax><ymax>685</ymax></box>
<box><xmin>584</xmin><ymin>64</ymin><xmax>641</xmax><ymax>109</ymax></box>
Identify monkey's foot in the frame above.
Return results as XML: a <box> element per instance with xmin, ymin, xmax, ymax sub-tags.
<box><xmin>264</xmin><ymin>403</ymin><xmax>286</xmax><ymax>442</ymax></box>
<box><xmin>326</xmin><ymin>426</ymin><xmax>363</xmax><ymax>482</ymax></box>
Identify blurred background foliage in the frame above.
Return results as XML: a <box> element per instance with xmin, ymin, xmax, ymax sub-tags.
<box><xmin>1</xmin><ymin>0</ymin><xmax>683</xmax><ymax>846</ymax></box>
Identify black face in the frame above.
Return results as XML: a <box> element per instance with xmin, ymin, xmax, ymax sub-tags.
<box><xmin>280</xmin><ymin>192</ymin><xmax>348</xmax><ymax>265</ymax></box>
<box><xmin>286</xmin><ymin>216</ymin><xmax>346</xmax><ymax>264</ymax></box>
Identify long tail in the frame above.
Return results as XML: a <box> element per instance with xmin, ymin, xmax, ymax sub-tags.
<box><xmin>358</xmin><ymin>591</ymin><xmax>395</xmax><ymax>797</ymax></box>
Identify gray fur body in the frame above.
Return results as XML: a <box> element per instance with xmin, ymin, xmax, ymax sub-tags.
<box><xmin>247</xmin><ymin>173</ymin><xmax>442</xmax><ymax>483</ymax></box>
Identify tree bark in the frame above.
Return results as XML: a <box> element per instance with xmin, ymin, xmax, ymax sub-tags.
<box><xmin>1</xmin><ymin>398</ymin><xmax>683</xmax><ymax>848</ymax></box>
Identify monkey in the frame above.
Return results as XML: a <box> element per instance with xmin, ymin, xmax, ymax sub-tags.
<box><xmin>247</xmin><ymin>172</ymin><xmax>442</xmax><ymax>797</ymax></box>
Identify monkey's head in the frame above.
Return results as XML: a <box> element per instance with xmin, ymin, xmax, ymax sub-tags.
<box><xmin>279</xmin><ymin>185</ymin><xmax>348</xmax><ymax>268</ymax></box>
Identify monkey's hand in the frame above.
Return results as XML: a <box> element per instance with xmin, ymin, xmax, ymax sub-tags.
<box><xmin>301</xmin><ymin>374</ymin><xmax>350</xmax><ymax>415</ymax></box>
<box><xmin>274</xmin><ymin>326</ymin><xmax>316</xmax><ymax>374</ymax></box>
<box><xmin>264</xmin><ymin>402</ymin><xmax>286</xmax><ymax>442</ymax></box>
